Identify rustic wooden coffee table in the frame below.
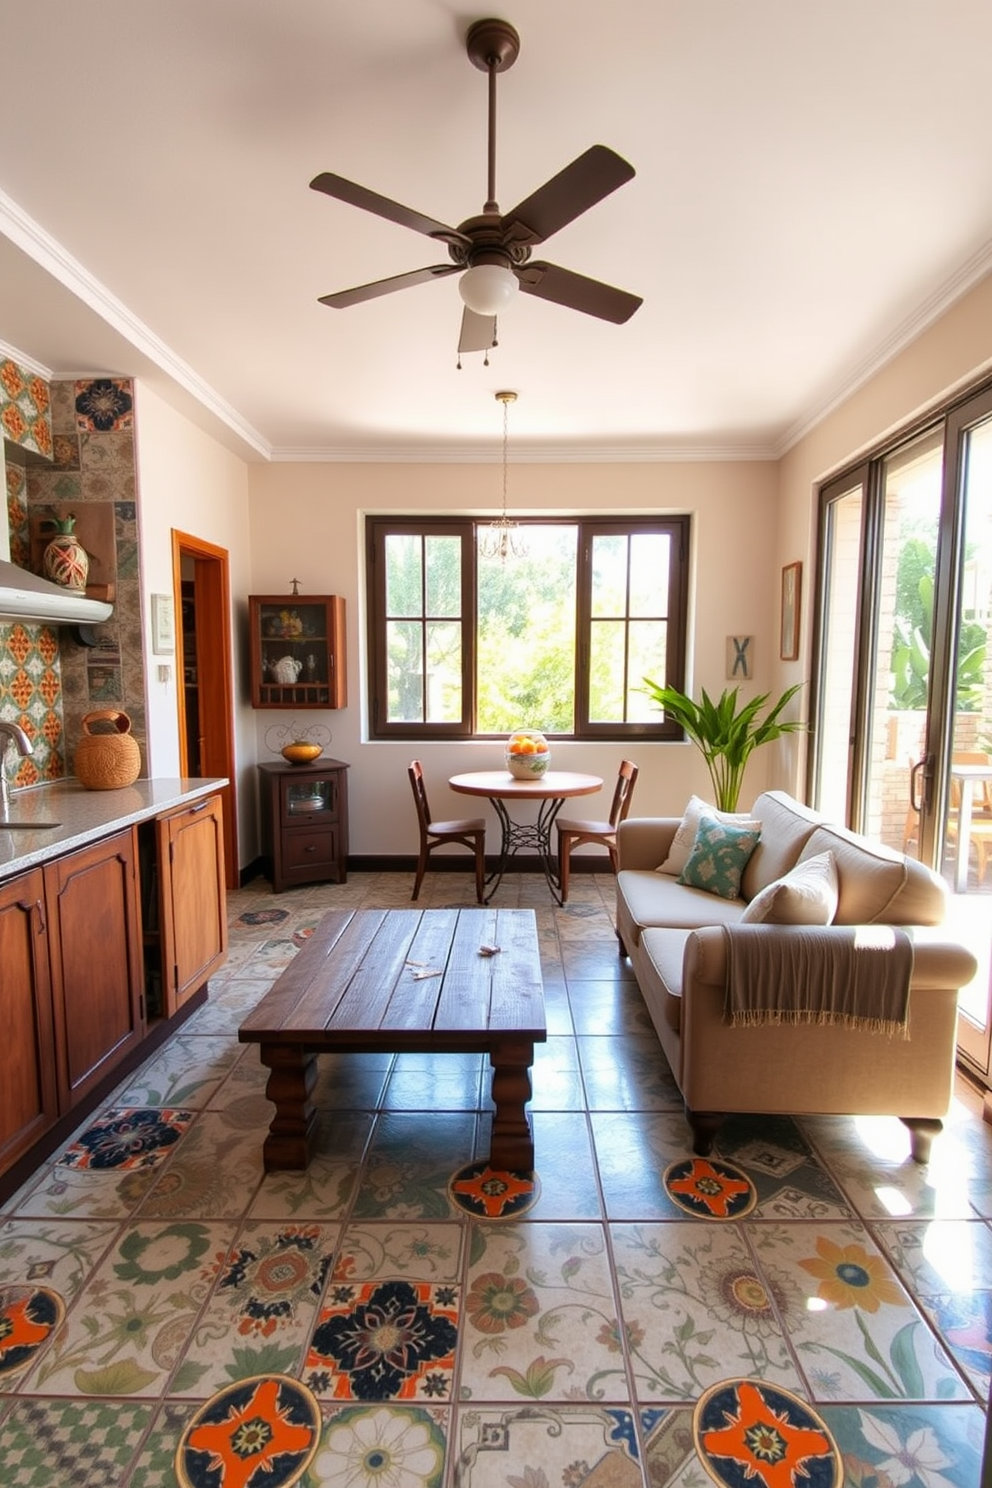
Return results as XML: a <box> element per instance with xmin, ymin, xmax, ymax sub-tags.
<box><xmin>239</xmin><ymin>906</ymin><xmax>546</xmax><ymax>1172</ymax></box>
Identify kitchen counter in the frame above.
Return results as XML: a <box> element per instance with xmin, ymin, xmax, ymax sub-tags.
<box><xmin>0</xmin><ymin>776</ymin><xmax>227</xmax><ymax>882</ymax></box>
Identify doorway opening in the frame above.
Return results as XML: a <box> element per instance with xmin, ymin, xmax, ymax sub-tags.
<box><xmin>171</xmin><ymin>531</ymin><xmax>239</xmax><ymax>889</ymax></box>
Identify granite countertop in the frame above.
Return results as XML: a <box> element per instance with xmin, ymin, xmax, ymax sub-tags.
<box><xmin>0</xmin><ymin>777</ymin><xmax>227</xmax><ymax>882</ymax></box>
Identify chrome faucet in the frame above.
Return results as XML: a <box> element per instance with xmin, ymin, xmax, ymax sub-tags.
<box><xmin>0</xmin><ymin>719</ymin><xmax>33</xmax><ymax>813</ymax></box>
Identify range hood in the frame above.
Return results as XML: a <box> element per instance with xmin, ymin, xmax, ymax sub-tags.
<box><xmin>0</xmin><ymin>558</ymin><xmax>113</xmax><ymax>625</ymax></box>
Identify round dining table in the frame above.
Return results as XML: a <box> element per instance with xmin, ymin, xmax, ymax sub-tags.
<box><xmin>448</xmin><ymin>769</ymin><xmax>603</xmax><ymax>904</ymax></box>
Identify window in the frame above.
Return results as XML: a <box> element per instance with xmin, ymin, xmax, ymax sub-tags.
<box><xmin>367</xmin><ymin>516</ymin><xmax>689</xmax><ymax>740</ymax></box>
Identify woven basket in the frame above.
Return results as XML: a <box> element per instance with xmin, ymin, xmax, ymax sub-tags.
<box><xmin>74</xmin><ymin>709</ymin><xmax>142</xmax><ymax>790</ymax></box>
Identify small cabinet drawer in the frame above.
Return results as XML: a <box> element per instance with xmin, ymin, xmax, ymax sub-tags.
<box><xmin>284</xmin><ymin>826</ymin><xmax>341</xmax><ymax>874</ymax></box>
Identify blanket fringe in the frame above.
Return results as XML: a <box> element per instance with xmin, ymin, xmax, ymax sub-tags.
<box><xmin>728</xmin><ymin>1008</ymin><xmax>909</xmax><ymax>1038</ymax></box>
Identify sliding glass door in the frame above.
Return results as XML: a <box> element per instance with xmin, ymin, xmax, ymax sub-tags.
<box><xmin>812</xmin><ymin>383</ymin><xmax>992</xmax><ymax>1081</ymax></box>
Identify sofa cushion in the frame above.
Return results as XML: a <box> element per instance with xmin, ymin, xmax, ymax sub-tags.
<box><xmin>639</xmin><ymin>927</ymin><xmax>692</xmax><ymax>1032</ymax></box>
<box><xmin>618</xmin><ymin>868</ymin><xmax>748</xmax><ymax>936</ymax></box>
<box><xmin>677</xmin><ymin>815</ymin><xmax>762</xmax><ymax>899</ymax></box>
<box><xmin>741</xmin><ymin>850</ymin><xmax>838</xmax><ymax>925</ymax></box>
<box><xmin>656</xmin><ymin>794</ymin><xmax>761</xmax><ymax>876</ymax></box>
<box><xmin>798</xmin><ymin>827</ymin><xmax>908</xmax><ymax>924</ymax></box>
<box><xmin>740</xmin><ymin>790</ymin><xmax>822</xmax><ymax>900</ymax></box>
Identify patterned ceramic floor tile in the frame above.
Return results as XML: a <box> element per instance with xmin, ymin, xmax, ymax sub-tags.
<box><xmin>133</xmin><ymin>1111</ymin><xmax>264</xmax><ymax>1220</ymax></box>
<box><xmin>384</xmin><ymin>1053</ymin><xmax>486</xmax><ymax>1111</ymax></box>
<box><xmin>610</xmin><ymin>1221</ymin><xmax>806</xmax><ymax>1401</ymax></box>
<box><xmin>801</xmin><ymin>1113</ymin><xmax>981</xmax><ymax>1221</ymax></box>
<box><xmin>578</xmin><ymin>1033</ymin><xmax>683</xmax><ymax>1110</ymax></box>
<box><xmin>6</xmin><ymin>1158</ymin><xmax>160</xmax><ymax>1220</ymax></box>
<box><xmin>181</xmin><ymin>977</ymin><xmax>274</xmax><ymax>1034</ymax></box>
<box><xmin>459</xmin><ymin>1221</ymin><xmax>630</xmax><ymax>1403</ymax></box>
<box><xmin>310</xmin><ymin>1403</ymin><xmax>448</xmax><ymax>1488</ymax></box>
<box><xmin>117</xmin><ymin>1034</ymin><xmax>245</xmax><ymax>1107</ymax></box>
<box><xmin>0</xmin><ymin>1396</ymin><xmax>153</xmax><ymax>1486</ymax></box>
<box><xmin>530</xmin><ymin>1035</ymin><xmax>585</xmax><ymax>1110</ymax></box>
<box><xmin>567</xmin><ymin>980</ymin><xmax>655</xmax><ymax>1036</ymax></box>
<box><xmin>303</xmin><ymin>1223</ymin><xmax>463</xmax><ymax>1404</ymax></box>
<box><xmin>120</xmin><ymin>1399</ymin><xmax>198</xmax><ymax>1487</ymax></box>
<box><xmin>591</xmin><ymin>1111</ymin><xmax>698</xmax><ymax>1218</ymax></box>
<box><xmin>20</xmin><ymin>1220</ymin><xmax>236</xmax><ymax>1398</ymax></box>
<box><xmin>748</xmin><ymin>1219</ymin><xmax>971</xmax><ymax>1401</ymax></box>
<box><xmin>873</xmin><ymin>1216</ymin><xmax>992</xmax><ymax>1295</ymax></box>
<box><xmin>350</xmin><ymin>1112</ymin><xmax>479</xmax><ymax>1220</ymax></box>
<box><xmin>818</xmin><ymin>1401</ymin><xmax>985</xmax><ymax>1487</ymax></box>
<box><xmin>641</xmin><ymin>1405</ymin><xmax>700</xmax><ymax>1485</ymax></box>
<box><xmin>0</xmin><ymin>1218</ymin><xmax>117</xmax><ymax>1307</ymax></box>
<box><xmin>455</xmin><ymin>1404</ymin><xmax>644</xmax><ymax>1488</ymax></box>
<box><xmin>172</xmin><ymin>1220</ymin><xmax>340</xmax><ymax>1397</ymax></box>
<box><xmin>528</xmin><ymin>1112</ymin><xmax>602</xmax><ymax>1220</ymax></box>
<box><xmin>713</xmin><ymin>1114</ymin><xmax>855</xmax><ymax>1220</ymax></box>
<box><xmin>248</xmin><ymin>1111</ymin><xmax>372</xmax><ymax>1222</ymax></box>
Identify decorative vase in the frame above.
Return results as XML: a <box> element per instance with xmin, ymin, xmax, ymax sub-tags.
<box><xmin>41</xmin><ymin>514</ymin><xmax>89</xmax><ymax>592</ymax></box>
<box><xmin>505</xmin><ymin>729</ymin><xmax>551</xmax><ymax>780</ymax></box>
<box><xmin>281</xmin><ymin>741</ymin><xmax>323</xmax><ymax>765</ymax></box>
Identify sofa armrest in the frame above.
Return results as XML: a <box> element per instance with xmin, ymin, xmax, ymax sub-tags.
<box><xmin>617</xmin><ymin>817</ymin><xmax>681</xmax><ymax>871</ymax></box>
<box><xmin>683</xmin><ymin>923</ymin><xmax>978</xmax><ymax>992</ymax></box>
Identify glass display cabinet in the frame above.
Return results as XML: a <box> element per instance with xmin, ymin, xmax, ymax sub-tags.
<box><xmin>248</xmin><ymin>595</ymin><xmax>347</xmax><ymax>708</ymax></box>
<box><xmin>257</xmin><ymin>759</ymin><xmax>350</xmax><ymax>893</ymax></box>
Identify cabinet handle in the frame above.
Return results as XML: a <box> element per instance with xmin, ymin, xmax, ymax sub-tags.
<box><xmin>34</xmin><ymin>897</ymin><xmax>46</xmax><ymax>934</ymax></box>
<box><xmin>305</xmin><ymin>845</ymin><xmax>316</xmax><ymax>853</ymax></box>
<box><xmin>189</xmin><ymin>798</ymin><xmax>213</xmax><ymax>814</ymax></box>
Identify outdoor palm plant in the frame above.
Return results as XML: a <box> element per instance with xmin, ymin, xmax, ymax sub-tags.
<box><xmin>642</xmin><ymin>679</ymin><xmax>806</xmax><ymax>811</ymax></box>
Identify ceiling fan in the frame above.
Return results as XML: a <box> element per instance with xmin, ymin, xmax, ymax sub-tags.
<box><xmin>310</xmin><ymin>17</ymin><xmax>642</xmax><ymax>358</ymax></box>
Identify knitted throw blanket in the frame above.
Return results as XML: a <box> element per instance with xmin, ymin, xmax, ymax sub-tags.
<box><xmin>722</xmin><ymin>923</ymin><xmax>914</xmax><ymax>1037</ymax></box>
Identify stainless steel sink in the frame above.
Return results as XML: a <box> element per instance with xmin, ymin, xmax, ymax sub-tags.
<box><xmin>0</xmin><ymin>821</ymin><xmax>62</xmax><ymax>830</ymax></box>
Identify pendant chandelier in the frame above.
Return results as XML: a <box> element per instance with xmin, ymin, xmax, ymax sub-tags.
<box><xmin>479</xmin><ymin>389</ymin><xmax>527</xmax><ymax>561</ymax></box>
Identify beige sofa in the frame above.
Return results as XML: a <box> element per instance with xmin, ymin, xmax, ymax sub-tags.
<box><xmin>616</xmin><ymin>790</ymin><xmax>977</xmax><ymax>1162</ymax></box>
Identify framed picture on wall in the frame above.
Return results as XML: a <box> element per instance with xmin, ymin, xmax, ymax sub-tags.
<box><xmin>780</xmin><ymin>562</ymin><xmax>801</xmax><ymax>661</ymax></box>
<box><xmin>151</xmin><ymin>592</ymin><xmax>175</xmax><ymax>655</ymax></box>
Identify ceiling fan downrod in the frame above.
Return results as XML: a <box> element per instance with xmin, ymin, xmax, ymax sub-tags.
<box><xmin>466</xmin><ymin>19</ymin><xmax>520</xmax><ymax>215</ymax></box>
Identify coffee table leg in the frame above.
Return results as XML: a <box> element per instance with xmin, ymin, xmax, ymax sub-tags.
<box><xmin>258</xmin><ymin>1043</ymin><xmax>319</xmax><ymax>1170</ymax></box>
<box><xmin>489</xmin><ymin>1037</ymin><xmax>535</xmax><ymax>1170</ymax></box>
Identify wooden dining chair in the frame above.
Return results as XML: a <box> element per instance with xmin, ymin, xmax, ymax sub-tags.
<box><xmin>408</xmin><ymin>761</ymin><xmax>487</xmax><ymax>903</ymax></box>
<box><xmin>556</xmin><ymin>759</ymin><xmax>639</xmax><ymax>902</ymax></box>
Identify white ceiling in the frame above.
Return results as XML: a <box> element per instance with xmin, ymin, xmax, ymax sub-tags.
<box><xmin>1</xmin><ymin>0</ymin><xmax>991</xmax><ymax>462</ymax></box>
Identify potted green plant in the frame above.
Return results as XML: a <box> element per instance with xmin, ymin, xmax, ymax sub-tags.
<box><xmin>641</xmin><ymin>679</ymin><xmax>806</xmax><ymax>811</ymax></box>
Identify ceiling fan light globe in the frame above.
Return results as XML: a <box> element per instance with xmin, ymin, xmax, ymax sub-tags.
<box><xmin>458</xmin><ymin>264</ymin><xmax>518</xmax><ymax>316</ymax></box>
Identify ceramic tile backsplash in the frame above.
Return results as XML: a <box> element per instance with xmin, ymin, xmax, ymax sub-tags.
<box><xmin>0</xmin><ymin>369</ymin><xmax>148</xmax><ymax>780</ymax></box>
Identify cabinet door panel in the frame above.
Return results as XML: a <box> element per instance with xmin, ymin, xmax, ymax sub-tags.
<box><xmin>0</xmin><ymin>870</ymin><xmax>57</xmax><ymax>1172</ymax></box>
<box><xmin>46</xmin><ymin>829</ymin><xmax>143</xmax><ymax>1108</ymax></box>
<box><xmin>159</xmin><ymin>795</ymin><xmax>228</xmax><ymax>1014</ymax></box>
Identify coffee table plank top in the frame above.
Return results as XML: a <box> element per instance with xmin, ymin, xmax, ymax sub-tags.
<box><xmin>239</xmin><ymin>907</ymin><xmax>545</xmax><ymax>1048</ymax></box>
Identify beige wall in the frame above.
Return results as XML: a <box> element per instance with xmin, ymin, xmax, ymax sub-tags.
<box><xmin>247</xmin><ymin>458</ymin><xmax>778</xmax><ymax>857</ymax></box>
<box><xmin>133</xmin><ymin>382</ymin><xmax>256</xmax><ymax>853</ymax></box>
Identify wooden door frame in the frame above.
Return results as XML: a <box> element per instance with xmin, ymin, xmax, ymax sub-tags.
<box><xmin>171</xmin><ymin>531</ymin><xmax>239</xmax><ymax>889</ymax></box>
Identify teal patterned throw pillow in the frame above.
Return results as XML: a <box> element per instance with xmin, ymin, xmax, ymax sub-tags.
<box><xmin>677</xmin><ymin>813</ymin><xmax>762</xmax><ymax>899</ymax></box>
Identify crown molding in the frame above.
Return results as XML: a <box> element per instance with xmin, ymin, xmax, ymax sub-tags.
<box><xmin>268</xmin><ymin>439</ymin><xmax>778</xmax><ymax>464</ymax></box>
<box><xmin>775</xmin><ymin>237</ymin><xmax>992</xmax><ymax>457</ymax></box>
<box><xmin>0</xmin><ymin>188</ymin><xmax>271</xmax><ymax>460</ymax></box>
<box><xmin>0</xmin><ymin>338</ymin><xmax>51</xmax><ymax>382</ymax></box>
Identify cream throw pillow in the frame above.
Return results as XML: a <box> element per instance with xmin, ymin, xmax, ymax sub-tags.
<box><xmin>740</xmin><ymin>850</ymin><xmax>839</xmax><ymax>925</ymax></box>
<box><xmin>657</xmin><ymin>794</ymin><xmax>762</xmax><ymax>876</ymax></box>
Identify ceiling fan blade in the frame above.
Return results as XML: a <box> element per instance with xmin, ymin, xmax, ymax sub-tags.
<box><xmin>310</xmin><ymin>173</ymin><xmax>469</xmax><ymax>248</ymax></box>
<box><xmin>516</xmin><ymin>262</ymin><xmax>642</xmax><ymax>324</ymax></box>
<box><xmin>502</xmin><ymin>146</ymin><xmax>635</xmax><ymax>247</ymax></box>
<box><xmin>318</xmin><ymin>264</ymin><xmax>459</xmax><ymax>309</ymax></box>
<box><xmin>457</xmin><ymin>308</ymin><xmax>497</xmax><ymax>354</ymax></box>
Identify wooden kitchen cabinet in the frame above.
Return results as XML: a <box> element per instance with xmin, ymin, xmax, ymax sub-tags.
<box><xmin>155</xmin><ymin>793</ymin><xmax>228</xmax><ymax>1014</ymax></box>
<box><xmin>0</xmin><ymin>869</ymin><xmax>58</xmax><ymax>1174</ymax></box>
<box><xmin>258</xmin><ymin>759</ymin><xmax>349</xmax><ymax>892</ymax></box>
<box><xmin>44</xmin><ymin>828</ymin><xmax>145</xmax><ymax>1112</ymax></box>
<box><xmin>249</xmin><ymin>594</ymin><xmax>347</xmax><ymax>708</ymax></box>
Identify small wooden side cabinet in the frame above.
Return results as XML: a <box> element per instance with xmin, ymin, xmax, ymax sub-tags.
<box><xmin>258</xmin><ymin>759</ymin><xmax>350</xmax><ymax>893</ymax></box>
<box><xmin>249</xmin><ymin>594</ymin><xmax>347</xmax><ymax>708</ymax></box>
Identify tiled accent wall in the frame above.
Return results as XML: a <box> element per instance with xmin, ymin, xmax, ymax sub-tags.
<box><xmin>0</xmin><ymin>358</ymin><xmax>53</xmax><ymax>459</ymax></box>
<box><xmin>0</xmin><ymin>367</ymin><xmax>148</xmax><ymax>784</ymax></box>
